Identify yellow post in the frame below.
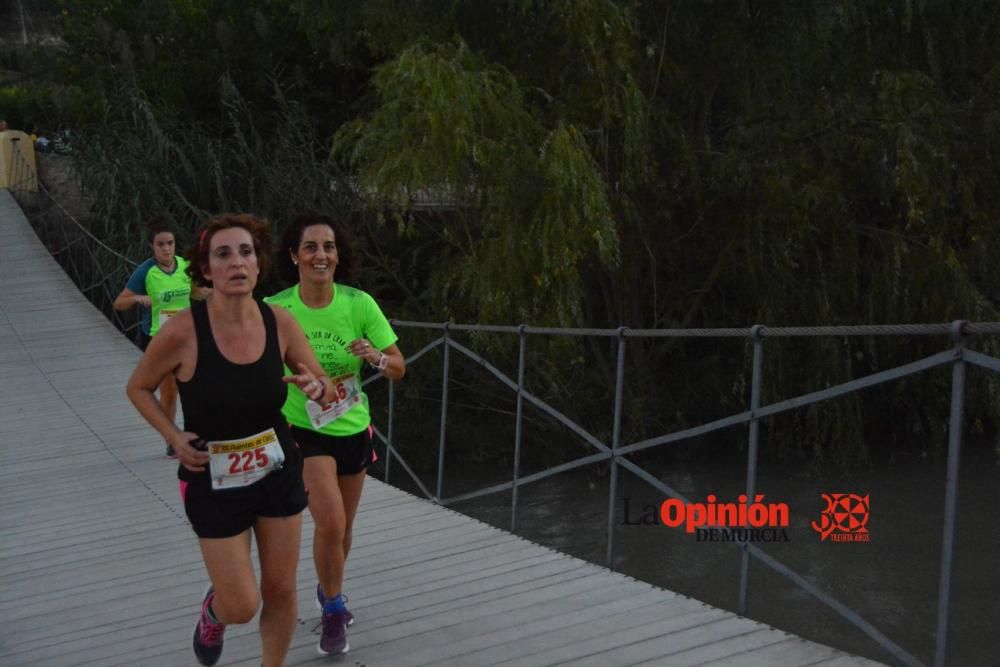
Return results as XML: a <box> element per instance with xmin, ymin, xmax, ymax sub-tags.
<box><xmin>0</xmin><ymin>130</ymin><xmax>39</xmax><ymax>192</ymax></box>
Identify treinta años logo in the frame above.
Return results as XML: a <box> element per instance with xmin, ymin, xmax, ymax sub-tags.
<box><xmin>811</xmin><ymin>493</ymin><xmax>870</xmax><ymax>542</ymax></box>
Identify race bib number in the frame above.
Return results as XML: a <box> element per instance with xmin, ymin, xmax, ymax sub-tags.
<box><xmin>305</xmin><ymin>374</ymin><xmax>361</xmax><ymax>429</ymax></box>
<box><xmin>158</xmin><ymin>309</ymin><xmax>180</xmax><ymax>327</ymax></box>
<box><xmin>207</xmin><ymin>428</ymin><xmax>285</xmax><ymax>490</ymax></box>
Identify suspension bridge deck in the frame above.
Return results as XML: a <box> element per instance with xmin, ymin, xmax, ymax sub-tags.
<box><xmin>0</xmin><ymin>190</ymin><xmax>884</xmax><ymax>665</ymax></box>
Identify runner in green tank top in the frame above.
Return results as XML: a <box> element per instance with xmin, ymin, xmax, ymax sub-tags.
<box><xmin>113</xmin><ymin>217</ymin><xmax>201</xmax><ymax>457</ymax></box>
<box><xmin>265</xmin><ymin>213</ymin><xmax>406</xmax><ymax>656</ymax></box>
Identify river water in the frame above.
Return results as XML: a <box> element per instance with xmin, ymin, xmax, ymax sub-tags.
<box><xmin>382</xmin><ymin>437</ymin><xmax>999</xmax><ymax>666</ymax></box>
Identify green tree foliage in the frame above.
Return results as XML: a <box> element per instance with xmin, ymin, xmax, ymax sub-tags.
<box><xmin>13</xmin><ymin>0</ymin><xmax>1000</xmax><ymax>465</ymax></box>
<box><xmin>333</xmin><ymin>40</ymin><xmax>618</xmax><ymax>325</ymax></box>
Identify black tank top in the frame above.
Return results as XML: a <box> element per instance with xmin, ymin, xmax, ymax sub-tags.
<box><xmin>177</xmin><ymin>299</ymin><xmax>297</xmax><ymax>483</ymax></box>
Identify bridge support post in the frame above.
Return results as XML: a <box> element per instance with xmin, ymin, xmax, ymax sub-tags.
<box><xmin>511</xmin><ymin>325</ymin><xmax>527</xmax><ymax>532</ymax></box>
<box><xmin>436</xmin><ymin>322</ymin><xmax>451</xmax><ymax>502</ymax></box>
<box><xmin>934</xmin><ymin>320</ymin><xmax>968</xmax><ymax>667</ymax></box>
<box><xmin>606</xmin><ymin>327</ymin><xmax>628</xmax><ymax>568</ymax></box>
<box><xmin>738</xmin><ymin>324</ymin><xmax>765</xmax><ymax>615</ymax></box>
<box><xmin>385</xmin><ymin>376</ymin><xmax>395</xmax><ymax>484</ymax></box>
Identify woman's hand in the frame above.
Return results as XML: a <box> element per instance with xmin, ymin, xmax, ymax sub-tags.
<box><xmin>348</xmin><ymin>338</ymin><xmax>382</xmax><ymax>366</ymax></box>
<box><xmin>283</xmin><ymin>362</ymin><xmax>326</xmax><ymax>401</ymax></box>
<box><xmin>170</xmin><ymin>430</ymin><xmax>211</xmax><ymax>472</ymax></box>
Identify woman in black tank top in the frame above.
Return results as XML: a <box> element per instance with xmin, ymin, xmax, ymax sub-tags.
<box><xmin>177</xmin><ymin>298</ymin><xmax>295</xmax><ymax>483</ymax></box>
<box><xmin>126</xmin><ymin>214</ymin><xmax>342</xmax><ymax>667</ymax></box>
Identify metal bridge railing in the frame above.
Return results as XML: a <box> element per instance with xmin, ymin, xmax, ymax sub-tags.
<box><xmin>8</xmin><ymin>143</ymin><xmax>998</xmax><ymax>667</ymax></box>
<box><xmin>360</xmin><ymin>321</ymin><xmax>1000</xmax><ymax>667</ymax></box>
<box><xmin>6</xmin><ymin>141</ymin><xmax>146</xmax><ymax>342</ymax></box>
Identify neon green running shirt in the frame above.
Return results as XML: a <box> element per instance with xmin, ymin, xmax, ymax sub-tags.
<box><xmin>265</xmin><ymin>283</ymin><xmax>398</xmax><ymax>436</ymax></box>
<box><xmin>125</xmin><ymin>256</ymin><xmax>193</xmax><ymax>336</ymax></box>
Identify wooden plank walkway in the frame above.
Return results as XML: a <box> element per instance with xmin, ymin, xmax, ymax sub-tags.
<box><xmin>0</xmin><ymin>190</ymin><xmax>885</xmax><ymax>666</ymax></box>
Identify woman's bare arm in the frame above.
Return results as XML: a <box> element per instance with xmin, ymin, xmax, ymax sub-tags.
<box><xmin>125</xmin><ymin>313</ymin><xmax>207</xmax><ymax>470</ymax></box>
<box><xmin>113</xmin><ymin>287</ymin><xmax>151</xmax><ymax>311</ymax></box>
<box><xmin>270</xmin><ymin>305</ymin><xmax>332</xmax><ymax>402</ymax></box>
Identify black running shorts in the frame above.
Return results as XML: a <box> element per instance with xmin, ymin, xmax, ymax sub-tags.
<box><xmin>290</xmin><ymin>425</ymin><xmax>375</xmax><ymax>475</ymax></box>
<box><xmin>180</xmin><ymin>453</ymin><xmax>307</xmax><ymax>539</ymax></box>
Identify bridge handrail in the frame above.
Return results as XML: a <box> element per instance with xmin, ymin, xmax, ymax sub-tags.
<box><xmin>391</xmin><ymin>318</ymin><xmax>1000</xmax><ymax>337</ymax></box>
<box><xmin>7</xmin><ymin>142</ymin><xmax>144</xmax><ymax>339</ymax></box>
<box><xmin>9</xmin><ymin>148</ymin><xmax>991</xmax><ymax>667</ymax></box>
<box><xmin>368</xmin><ymin>320</ymin><xmax>994</xmax><ymax>667</ymax></box>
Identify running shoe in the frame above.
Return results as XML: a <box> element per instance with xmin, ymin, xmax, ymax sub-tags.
<box><xmin>193</xmin><ymin>586</ymin><xmax>226</xmax><ymax>666</ymax></box>
<box><xmin>316</xmin><ymin>585</ymin><xmax>354</xmax><ymax>626</ymax></box>
<box><xmin>318</xmin><ymin>607</ymin><xmax>351</xmax><ymax>655</ymax></box>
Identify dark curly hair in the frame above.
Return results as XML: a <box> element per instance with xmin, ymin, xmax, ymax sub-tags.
<box><xmin>185</xmin><ymin>213</ymin><xmax>273</xmax><ymax>288</ymax></box>
<box><xmin>145</xmin><ymin>215</ymin><xmax>174</xmax><ymax>242</ymax></box>
<box><xmin>276</xmin><ymin>212</ymin><xmax>358</xmax><ymax>286</ymax></box>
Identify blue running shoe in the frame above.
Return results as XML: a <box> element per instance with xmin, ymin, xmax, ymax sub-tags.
<box><xmin>318</xmin><ymin>608</ymin><xmax>350</xmax><ymax>655</ymax></box>
<box><xmin>316</xmin><ymin>585</ymin><xmax>354</xmax><ymax>626</ymax></box>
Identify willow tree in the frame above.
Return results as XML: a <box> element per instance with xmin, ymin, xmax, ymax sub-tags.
<box><xmin>333</xmin><ymin>40</ymin><xmax>620</xmax><ymax>326</ymax></box>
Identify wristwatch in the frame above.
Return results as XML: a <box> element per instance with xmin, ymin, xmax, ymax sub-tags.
<box><xmin>370</xmin><ymin>351</ymin><xmax>390</xmax><ymax>372</ymax></box>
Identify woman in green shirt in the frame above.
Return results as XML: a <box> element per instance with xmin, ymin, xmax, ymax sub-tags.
<box><xmin>266</xmin><ymin>213</ymin><xmax>405</xmax><ymax>656</ymax></box>
<box><xmin>114</xmin><ymin>217</ymin><xmax>196</xmax><ymax>457</ymax></box>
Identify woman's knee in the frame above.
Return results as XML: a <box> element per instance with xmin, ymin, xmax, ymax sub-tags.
<box><xmin>309</xmin><ymin>500</ymin><xmax>346</xmax><ymax>540</ymax></box>
<box><xmin>314</xmin><ymin>516</ymin><xmax>346</xmax><ymax>543</ymax></box>
<box><xmin>259</xmin><ymin>578</ymin><xmax>297</xmax><ymax>610</ymax></box>
<box><xmin>217</xmin><ymin>588</ymin><xmax>260</xmax><ymax>624</ymax></box>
